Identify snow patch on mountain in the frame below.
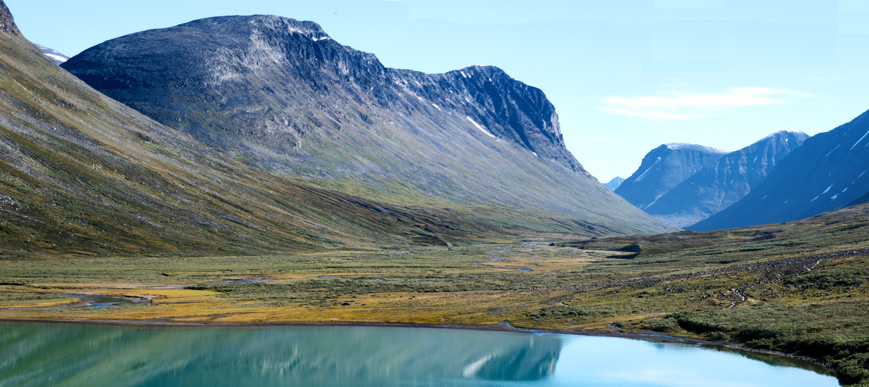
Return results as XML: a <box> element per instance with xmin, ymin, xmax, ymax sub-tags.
<box><xmin>466</xmin><ymin>116</ymin><xmax>495</xmax><ymax>138</ymax></box>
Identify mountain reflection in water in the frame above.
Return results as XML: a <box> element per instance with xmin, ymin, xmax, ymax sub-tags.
<box><xmin>0</xmin><ymin>323</ymin><xmax>560</xmax><ymax>386</ymax></box>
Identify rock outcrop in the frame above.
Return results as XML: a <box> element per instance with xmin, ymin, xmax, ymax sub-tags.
<box><xmin>0</xmin><ymin>0</ymin><xmax>20</xmax><ymax>35</ymax></box>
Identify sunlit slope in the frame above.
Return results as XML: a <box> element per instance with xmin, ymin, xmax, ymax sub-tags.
<box><xmin>0</xmin><ymin>15</ymin><xmax>505</xmax><ymax>256</ymax></box>
<box><xmin>62</xmin><ymin>15</ymin><xmax>672</xmax><ymax>236</ymax></box>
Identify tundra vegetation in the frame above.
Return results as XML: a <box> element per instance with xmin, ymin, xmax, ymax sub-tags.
<box><xmin>0</xmin><ymin>3</ymin><xmax>866</xmax><ymax>385</ymax></box>
<box><xmin>2</xmin><ymin>203</ymin><xmax>868</xmax><ymax>385</ymax></box>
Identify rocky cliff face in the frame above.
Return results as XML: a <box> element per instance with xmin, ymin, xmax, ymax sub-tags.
<box><xmin>63</xmin><ymin>15</ymin><xmax>671</xmax><ymax>236</ymax></box>
<box><xmin>63</xmin><ymin>15</ymin><xmax>579</xmax><ymax>173</ymax></box>
<box><xmin>615</xmin><ymin>144</ymin><xmax>726</xmax><ymax>210</ymax></box>
<box><xmin>692</xmin><ymin>110</ymin><xmax>869</xmax><ymax>230</ymax></box>
<box><xmin>0</xmin><ymin>1</ymin><xmax>18</xmax><ymax>35</ymax></box>
<box><xmin>644</xmin><ymin>131</ymin><xmax>808</xmax><ymax>228</ymax></box>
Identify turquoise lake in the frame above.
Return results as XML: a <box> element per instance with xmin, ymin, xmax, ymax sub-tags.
<box><xmin>0</xmin><ymin>322</ymin><xmax>839</xmax><ymax>386</ymax></box>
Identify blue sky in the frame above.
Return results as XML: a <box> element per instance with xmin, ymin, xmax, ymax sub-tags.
<box><xmin>7</xmin><ymin>0</ymin><xmax>869</xmax><ymax>182</ymax></box>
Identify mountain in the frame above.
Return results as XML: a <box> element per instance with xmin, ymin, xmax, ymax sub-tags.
<box><xmin>0</xmin><ymin>0</ymin><xmax>18</xmax><ymax>35</ymax></box>
<box><xmin>61</xmin><ymin>15</ymin><xmax>671</xmax><ymax>236</ymax></box>
<box><xmin>692</xmin><ymin>109</ymin><xmax>869</xmax><ymax>230</ymax></box>
<box><xmin>643</xmin><ymin>131</ymin><xmax>808</xmax><ymax>228</ymax></box>
<box><xmin>0</xmin><ymin>5</ymin><xmax>527</xmax><ymax>256</ymax></box>
<box><xmin>603</xmin><ymin>177</ymin><xmax>624</xmax><ymax>191</ymax></box>
<box><xmin>35</xmin><ymin>44</ymin><xmax>68</xmax><ymax>64</ymax></box>
<box><xmin>615</xmin><ymin>144</ymin><xmax>726</xmax><ymax>210</ymax></box>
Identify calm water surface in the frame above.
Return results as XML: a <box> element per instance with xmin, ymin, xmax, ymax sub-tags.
<box><xmin>0</xmin><ymin>322</ymin><xmax>838</xmax><ymax>386</ymax></box>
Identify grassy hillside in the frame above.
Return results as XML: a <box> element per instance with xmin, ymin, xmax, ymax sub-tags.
<box><xmin>0</xmin><ymin>25</ymin><xmax>527</xmax><ymax>256</ymax></box>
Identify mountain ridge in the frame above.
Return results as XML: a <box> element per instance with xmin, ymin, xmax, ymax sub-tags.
<box><xmin>36</xmin><ymin>44</ymin><xmax>68</xmax><ymax>64</ymax></box>
<box><xmin>64</xmin><ymin>15</ymin><xmax>580</xmax><ymax>172</ymax></box>
<box><xmin>62</xmin><ymin>14</ymin><xmax>671</xmax><ymax>236</ymax></box>
<box><xmin>604</xmin><ymin>177</ymin><xmax>624</xmax><ymax>191</ymax></box>
<box><xmin>615</xmin><ymin>143</ymin><xmax>726</xmax><ymax>210</ymax></box>
<box><xmin>691</xmin><ymin>109</ymin><xmax>869</xmax><ymax>230</ymax></box>
<box><xmin>0</xmin><ymin>12</ymin><xmax>532</xmax><ymax>256</ymax></box>
<box><xmin>645</xmin><ymin>131</ymin><xmax>808</xmax><ymax>227</ymax></box>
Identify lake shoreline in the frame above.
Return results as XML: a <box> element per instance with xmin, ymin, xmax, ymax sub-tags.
<box><xmin>0</xmin><ymin>316</ymin><xmax>834</xmax><ymax>375</ymax></box>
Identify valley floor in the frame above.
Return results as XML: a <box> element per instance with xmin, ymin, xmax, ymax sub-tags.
<box><xmin>1</xmin><ymin>205</ymin><xmax>868</xmax><ymax>385</ymax></box>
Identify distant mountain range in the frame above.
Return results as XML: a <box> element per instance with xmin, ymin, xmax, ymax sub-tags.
<box><xmin>35</xmin><ymin>44</ymin><xmax>68</xmax><ymax>64</ymax></box>
<box><xmin>644</xmin><ymin>131</ymin><xmax>808</xmax><ymax>228</ymax></box>
<box><xmin>603</xmin><ymin>177</ymin><xmax>624</xmax><ymax>191</ymax></box>
<box><xmin>61</xmin><ymin>15</ymin><xmax>671</xmax><ymax>237</ymax></box>
<box><xmin>616</xmin><ymin>112</ymin><xmax>869</xmax><ymax>231</ymax></box>
<box><xmin>692</xmin><ymin>110</ymin><xmax>869</xmax><ymax>230</ymax></box>
<box><xmin>614</xmin><ymin>144</ymin><xmax>726</xmax><ymax>211</ymax></box>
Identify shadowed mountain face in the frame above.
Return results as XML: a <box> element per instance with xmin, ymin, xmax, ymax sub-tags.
<box><xmin>692</xmin><ymin>109</ymin><xmax>869</xmax><ymax>231</ymax></box>
<box><xmin>615</xmin><ymin>144</ymin><xmax>726</xmax><ymax>210</ymax></box>
<box><xmin>62</xmin><ymin>15</ymin><xmax>672</xmax><ymax>236</ymax></box>
<box><xmin>644</xmin><ymin>131</ymin><xmax>808</xmax><ymax>228</ymax></box>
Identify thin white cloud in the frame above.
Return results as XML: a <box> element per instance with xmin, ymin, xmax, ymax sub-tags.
<box><xmin>598</xmin><ymin>107</ymin><xmax>710</xmax><ymax>120</ymax></box>
<box><xmin>600</xmin><ymin>87</ymin><xmax>808</xmax><ymax>120</ymax></box>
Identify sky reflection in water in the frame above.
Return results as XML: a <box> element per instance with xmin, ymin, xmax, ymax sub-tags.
<box><xmin>0</xmin><ymin>322</ymin><xmax>838</xmax><ymax>386</ymax></box>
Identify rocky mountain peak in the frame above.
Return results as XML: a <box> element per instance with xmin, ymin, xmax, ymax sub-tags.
<box><xmin>615</xmin><ymin>142</ymin><xmax>725</xmax><ymax>209</ymax></box>
<box><xmin>63</xmin><ymin>14</ymin><xmax>583</xmax><ymax>174</ymax></box>
<box><xmin>766</xmin><ymin>130</ymin><xmax>808</xmax><ymax>142</ymax></box>
<box><xmin>181</xmin><ymin>15</ymin><xmax>330</xmax><ymax>40</ymax></box>
<box><xmin>0</xmin><ymin>0</ymin><xmax>20</xmax><ymax>35</ymax></box>
<box><xmin>252</xmin><ymin>15</ymin><xmax>330</xmax><ymax>40</ymax></box>
<box><xmin>59</xmin><ymin>14</ymin><xmax>675</xmax><ymax>236</ymax></box>
<box><xmin>604</xmin><ymin>177</ymin><xmax>625</xmax><ymax>191</ymax></box>
<box><xmin>644</xmin><ymin>131</ymin><xmax>808</xmax><ymax>228</ymax></box>
<box><xmin>692</xmin><ymin>108</ymin><xmax>869</xmax><ymax>230</ymax></box>
<box><xmin>664</xmin><ymin>143</ymin><xmax>723</xmax><ymax>153</ymax></box>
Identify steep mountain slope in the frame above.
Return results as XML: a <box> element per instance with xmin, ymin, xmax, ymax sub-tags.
<box><xmin>692</xmin><ymin>109</ymin><xmax>869</xmax><ymax>230</ymax></box>
<box><xmin>61</xmin><ymin>15</ymin><xmax>671</xmax><ymax>236</ymax></box>
<box><xmin>0</xmin><ymin>6</ymin><xmax>511</xmax><ymax>256</ymax></box>
<box><xmin>615</xmin><ymin>144</ymin><xmax>725</xmax><ymax>210</ymax></box>
<box><xmin>644</xmin><ymin>131</ymin><xmax>808</xmax><ymax>228</ymax></box>
<box><xmin>603</xmin><ymin>177</ymin><xmax>624</xmax><ymax>191</ymax></box>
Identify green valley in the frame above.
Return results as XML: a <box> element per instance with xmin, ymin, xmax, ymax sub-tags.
<box><xmin>2</xmin><ymin>203</ymin><xmax>868</xmax><ymax>384</ymax></box>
